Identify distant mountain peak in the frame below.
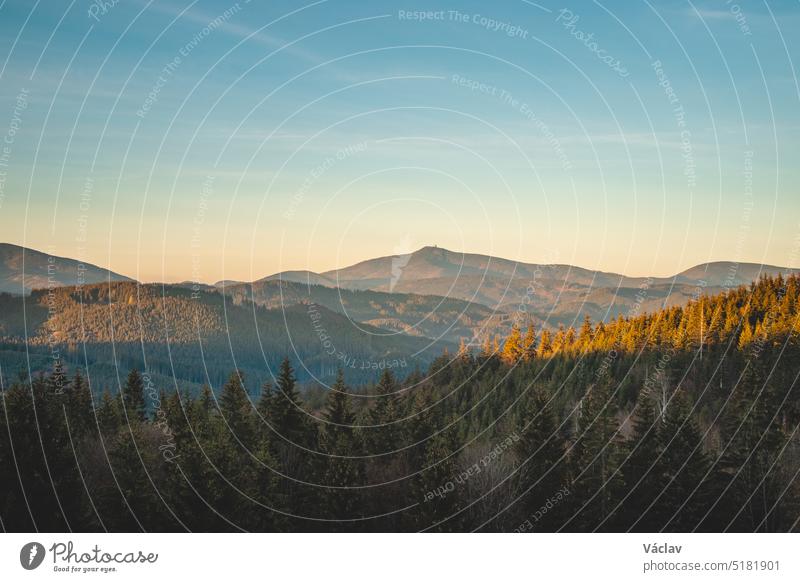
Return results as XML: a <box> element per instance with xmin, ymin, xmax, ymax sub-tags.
<box><xmin>0</xmin><ymin>242</ymin><xmax>133</xmax><ymax>295</ymax></box>
<box><xmin>414</xmin><ymin>244</ymin><xmax>448</xmax><ymax>254</ymax></box>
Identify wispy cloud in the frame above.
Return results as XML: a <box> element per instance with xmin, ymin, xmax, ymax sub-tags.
<box><xmin>141</xmin><ymin>1</ymin><xmax>379</xmax><ymax>83</ymax></box>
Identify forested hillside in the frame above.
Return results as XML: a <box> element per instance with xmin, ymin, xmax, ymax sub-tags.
<box><xmin>0</xmin><ymin>282</ymin><xmax>441</xmax><ymax>390</ymax></box>
<box><xmin>220</xmin><ymin>279</ymin><xmax>509</xmax><ymax>343</ymax></box>
<box><xmin>1</xmin><ymin>274</ymin><xmax>799</xmax><ymax>532</ymax></box>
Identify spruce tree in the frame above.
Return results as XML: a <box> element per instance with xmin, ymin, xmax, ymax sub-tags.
<box><xmin>513</xmin><ymin>388</ymin><xmax>568</xmax><ymax>530</ymax></box>
<box><xmin>266</xmin><ymin>357</ymin><xmax>316</xmax><ymax>523</ymax></box>
<box><xmin>522</xmin><ymin>324</ymin><xmax>537</xmax><ymax>361</ymax></box>
<box><xmin>655</xmin><ymin>388</ymin><xmax>710</xmax><ymax>532</ymax></box>
<box><xmin>219</xmin><ymin>370</ymin><xmax>254</xmax><ymax>446</ymax></box>
<box><xmin>712</xmin><ymin>359</ymin><xmax>788</xmax><ymax>531</ymax></box>
<box><xmin>321</xmin><ymin>369</ymin><xmax>362</xmax><ymax>524</ymax></box>
<box><xmin>416</xmin><ymin>425</ymin><xmax>461</xmax><ymax>531</ymax></box>
<box><xmin>67</xmin><ymin>370</ymin><xmax>94</xmax><ymax>438</ymax></box>
<box><xmin>269</xmin><ymin>357</ymin><xmax>310</xmax><ymax>446</ymax></box>
<box><xmin>122</xmin><ymin>369</ymin><xmax>147</xmax><ymax>422</ymax></box>
<box><xmin>366</xmin><ymin>369</ymin><xmax>402</xmax><ymax>454</ymax></box>
<box><xmin>578</xmin><ymin>314</ymin><xmax>593</xmax><ymax>351</ymax></box>
<box><xmin>619</xmin><ymin>389</ymin><xmax>662</xmax><ymax>531</ymax></box>
<box><xmin>502</xmin><ymin>324</ymin><xmax>524</xmax><ymax>364</ymax></box>
<box><xmin>568</xmin><ymin>381</ymin><xmax>625</xmax><ymax>531</ymax></box>
<box><xmin>323</xmin><ymin>369</ymin><xmax>357</xmax><ymax>450</ymax></box>
<box><xmin>97</xmin><ymin>390</ymin><xmax>121</xmax><ymax>436</ymax></box>
<box><xmin>537</xmin><ymin>329</ymin><xmax>553</xmax><ymax>358</ymax></box>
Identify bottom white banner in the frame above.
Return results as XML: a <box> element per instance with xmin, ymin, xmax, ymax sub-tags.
<box><xmin>0</xmin><ymin>533</ymin><xmax>796</xmax><ymax>581</ymax></box>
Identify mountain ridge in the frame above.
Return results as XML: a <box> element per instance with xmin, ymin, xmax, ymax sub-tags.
<box><xmin>4</xmin><ymin>241</ymin><xmax>793</xmax><ymax>292</ymax></box>
<box><xmin>254</xmin><ymin>246</ymin><xmax>798</xmax><ymax>321</ymax></box>
<box><xmin>3</xmin><ymin>242</ymin><xmax>797</xmax><ymax>329</ymax></box>
<box><xmin>0</xmin><ymin>243</ymin><xmax>132</xmax><ymax>295</ymax></box>
<box><xmin>263</xmin><ymin>245</ymin><xmax>795</xmax><ymax>291</ymax></box>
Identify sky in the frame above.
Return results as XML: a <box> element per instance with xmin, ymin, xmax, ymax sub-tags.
<box><xmin>0</xmin><ymin>0</ymin><xmax>798</xmax><ymax>283</ymax></box>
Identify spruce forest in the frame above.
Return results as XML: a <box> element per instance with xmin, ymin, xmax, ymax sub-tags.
<box><xmin>2</xmin><ymin>273</ymin><xmax>800</xmax><ymax>532</ymax></box>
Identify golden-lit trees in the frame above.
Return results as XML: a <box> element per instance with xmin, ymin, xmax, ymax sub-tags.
<box><xmin>502</xmin><ymin>324</ymin><xmax>524</xmax><ymax>364</ymax></box>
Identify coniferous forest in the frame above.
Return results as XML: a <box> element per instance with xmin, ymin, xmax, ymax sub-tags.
<box><xmin>2</xmin><ymin>273</ymin><xmax>800</xmax><ymax>532</ymax></box>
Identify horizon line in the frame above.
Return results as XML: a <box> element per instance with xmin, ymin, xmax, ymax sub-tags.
<box><xmin>2</xmin><ymin>241</ymin><xmax>797</xmax><ymax>287</ymax></box>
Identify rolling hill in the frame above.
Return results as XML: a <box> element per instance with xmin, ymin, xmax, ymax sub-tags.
<box><xmin>263</xmin><ymin>246</ymin><xmax>798</xmax><ymax>327</ymax></box>
<box><xmin>219</xmin><ymin>278</ymin><xmax>512</xmax><ymax>345</ymax></box>
<box><xmin>0</xmin><ymin>243</ymin><xmax>132</xmax><ymax>294</ymax></box>
<box><xmin>0</xmin><ymin>282</ymin><xmax>447</xmax><ymax>391</ymax></box>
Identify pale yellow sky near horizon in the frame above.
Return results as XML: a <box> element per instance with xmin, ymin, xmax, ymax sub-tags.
<box><xmin>8</xmin><ymin>235</ymin><xmax>799</xmax><ymax>285</ymax></box>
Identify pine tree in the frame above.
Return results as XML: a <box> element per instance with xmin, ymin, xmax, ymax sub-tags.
<box><xmin>268</xmin><ymin>358</ymin><xmax>311</xmax><ymax>446</ymax></box>
<box><xmin>522</xmin><ymin>324</ymin><xmax>537</xmax><ymax>361</ymax></box>
<box><xmin>366</xmin><ymin>369</ymin><xmax>402</xmax><ymax>454</ymax></box>
<box><xmin>2</xmin><ymin>374</ymin><xmax>89</xmax><ymax>530</ymax></box>
<box><xmin>122</xmin><ymin>369</ymin><xmax>147</xmax><ymax>422</ymax></box>
<box><xmin>97</xmin><ymin>389</ymin><xmax>121</xmax><ymax>436</ymax></box>
<box><xmin>568</xmin><ymin>381</ymin><xmax>625</xmax><ymax>531</ymax></box>
<box><xmin>502</xmin><ymin>324</ymin><xmax>524</xmax><ymax>364</ymax></box>
<box><xmin>67</xmin><ymin>370</ymin><xmax>94</xmax><ymax>438</ymax></box>
<box><xmin>457</xmin><ymin>338</ymin><xmax>472</xmax><ymax>364</ymax></box>
<box><xmin>552</xmin><ymin>324</ymin><xmax>566</xmax><ymax>354</ymax></box>
<box><xmin>537</xmin><ymin>329</ymin><xmax>553</xmax><ymax>358</ymax></box>
<box><xmin>408</xmin><ymin>385</ymin><xmax>435</xmax><ymax>440</ymax></box>
<box><xmin>266</xmin><ymin>357</ymin><xmax>316</xmax><ymax>524</ymax></box>
<box><xmin>321</xmin><ymin>369</ymin><xmax>362</xmax><ymax>524</ymax></box>
<box><xmin>619</xmin><ymin>389</ymin><xmax>662</xmax><ymax>531</ymax></box>
<box><xmin>655</xmin><ymin>388</ymin><xmax>710</xmax><ymax>531</ymax></box>
<box><xmin>363</xmin><ymin>369</ymin><xmax>408</xmax><ymax>529</ymax></box>
<box><xmin>416</xmin><ymin>425</ymin><xmax>461</xmax><ymax>531</ymax></box>
<box><xmin>323</xmin><ymin>369</ymin><xmax>356</xmax><ymax>449</ymax></box>
<box><xmin>738</xmin><ymin>320</ymin><xmax>754</xmax><ymax>349</ymax></box>
<box><xmin>513</xmin><ymin>388</ymin><xmax>568</xmax><ymax>530</ymax></box>
<box><xmin>712</xmin><ymin>359</ymin><xmax>788</xmax><ymax>532</ymax></box>
<box><xmin>219</xmin><ymin>370</ymin><xmax>254</xmax><ymax>446</ymax></box>
<box><xmin>578</xmin><ymin>315</ymin><xmax>593</xmax><ymax>351</ymax></box>
<box><xmin>103</xmin><ymin>421</ymin><xmax>172</xmax><ymax>531</ymax></box>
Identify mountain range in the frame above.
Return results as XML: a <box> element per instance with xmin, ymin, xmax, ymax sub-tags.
<box><xmin>0</xmin><ymin>242</ymin><xmax>796</xmax><ymax>388</ymax></box>
<box><xmin>0</xmin><ymin>243</ymin><xmax>131</xmax><ymax>294</ymax></box>
<box><xmin>241</xmin><ymin>246</ymin><xmax>797</xmax><ymax>328</ymax></box>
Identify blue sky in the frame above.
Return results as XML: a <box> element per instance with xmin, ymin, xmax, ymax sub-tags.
<box><xmin>0</xmin><ymin>0</ymin><xmax>798</xmax><ymax>283</ymax></box>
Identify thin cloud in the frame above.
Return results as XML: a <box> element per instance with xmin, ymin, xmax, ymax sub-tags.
<box><xmin>141</xmin><ymin>0</ymin><xmax>371</xmax><ymax>83</ymax></box>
